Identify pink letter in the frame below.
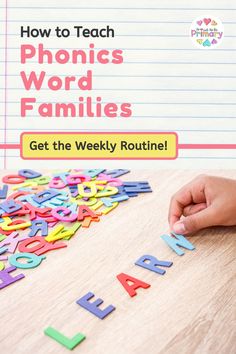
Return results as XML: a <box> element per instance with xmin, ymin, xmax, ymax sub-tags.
<box><xmin>38</xmin><ymin>43</ymin><xmax>53</xmax><ymax>64</ymax></box>
<box><xmin>21</xmin><ymin>44</ymin><xmax>36</xmax><ymax>63</ymax></box>
<box><xmin>78</xmin><ymin>70</ymin><xmax>92</xmax><ymax>90</ymax></box>
<box><xmin>21</xmin><ymin>98</ymin><xmax>36</xmax><ymax>117</ymax></box>
<box><xmin>20</xmin><ymin>71</ymin><xmax>45</xmax><ymax>90</ymax></box>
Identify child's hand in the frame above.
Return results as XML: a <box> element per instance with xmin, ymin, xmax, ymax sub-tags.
<box><xmin>169</xmin><ymin>174</ymin><xmax>236</xmax><ymax>234</ymax></box>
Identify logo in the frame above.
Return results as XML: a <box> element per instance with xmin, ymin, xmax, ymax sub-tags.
<box><xmin>190</xmin><ymin>17</ymin><xmax>224</xmax><ymax>48</ymax></box>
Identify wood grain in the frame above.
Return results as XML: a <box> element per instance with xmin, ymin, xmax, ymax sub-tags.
<box><xmin>0</xmin><ymin>170</ymin><xmax>235</xmax><ymax>354</ymax></box>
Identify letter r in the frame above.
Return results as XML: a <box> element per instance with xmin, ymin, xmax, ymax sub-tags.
<box><xmin>135</xmin><ymin>255</ymin><xmax>173</xmax><ymax>275</ymax></box>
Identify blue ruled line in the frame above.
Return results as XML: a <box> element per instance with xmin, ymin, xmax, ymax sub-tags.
<box><xmin>1</xmin><ymin>20</ymin><xmax>236</xmax><ymax>24</ymax></box>
<box><xmin>1</xmin><ymin>61</ymin><xmax>236</xmax><ymax>65</ymax></box>
<box><xmin>2</xmin><ymin>156</ymin><xmax>236</xmax><ymax>160</ymax></box>
<box><xmin>1</xmin><ymin>101</ymin><xmax>236</xmax><ymax>105</ymax></box>
<box><xmin>1</xmin><ymin>34</ymin><xmax>236</xmax><ymax>38</ymax></box>
<box><xmin>1</xmin><ymin>74</ymin><xmax>236</xmax><ymax>79</ymax></box>
<box><xmin>1</xmin><ymin>115</ymin><xmax>236</xmax><ymax>119</ymax></box>
<box><xmin>1</xmin><ymin>6</ymin><xmax>236</xmax><ymax>10</ymax></box>
<box><xmin>1</xmin><ymin>47</ymin><xmax>236</xmax><ymax>51</ymax></box>
<box><xmin>2</xmin><ymin>88</ymin><xmax>236</xmax><ymax>92</ymax></box>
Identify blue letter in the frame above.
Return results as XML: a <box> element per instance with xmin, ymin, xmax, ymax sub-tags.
<box><xmin>160</xmin><ymin>233</ymin><xmax>195</xmax><ymax>256</ymax></box>
<box><xmin>135</xmin><ymin>255</ymin><xmax>173</xmax><ymax>274</ymax></box>
<box><xmin>76</xmin><ymin>292</ymin><xmax>115</xmax><ymax>319</ymax></box>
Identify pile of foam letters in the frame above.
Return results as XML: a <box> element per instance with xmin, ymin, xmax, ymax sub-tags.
<box><xmin>0</xmin><ymin>168</ymin><xmax>196</xmax><ymax>351</ymax></box>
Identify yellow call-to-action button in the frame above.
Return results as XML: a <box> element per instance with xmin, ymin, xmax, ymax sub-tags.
<box><xmin>20</xmin><ymin>132</ymin><xmax>178</xmax><ymax>160</ymax></box>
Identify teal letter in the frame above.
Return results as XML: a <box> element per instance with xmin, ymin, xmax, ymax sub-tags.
<box><xmin>160</xmin><ymin>233</ymin><xmax>195</xmax><ymax>256</ymax></box>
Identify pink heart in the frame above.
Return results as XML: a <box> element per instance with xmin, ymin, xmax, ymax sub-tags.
<box><xmin>212</xmin><ymin>39</ymin><xmax>217</xmax><ymax>44</ymax></box>
<box><xmin>203</xmin><ymin>18</ymin><xmax>211</xmax><ymax>25</ymax></box>
<box><xmin>197</xmin><ymin>20</ymin><xmax>203</xmax><ymax>26</ymax></box>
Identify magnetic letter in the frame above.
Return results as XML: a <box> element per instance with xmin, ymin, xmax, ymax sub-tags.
<box><xmin>160</xmin><ymin>233</ymin><xmax>195</xmax><ymax>256</ymax></box>
<box><xmin>44</xmin><ymin>327</ymin><xmax>86</xmax><ymax>350</ymax></box>
<box><xmin>123</xmin><ymin>181</ymin><xmax>152</xmax><ymax>194</ymax></box>
<box><xmin>9</xmin><ymin>252</ymin><xmax>45</xmax><ymax>269</ymax></box>
<box><xmin>0</xmin><ymin>185</ymin><xmax>8</xmax><ymax>199</ymax></box>
<box><xmin>45</xmin><ymin>225</ymin><xmax>74</xmax><ymax>242</ymax></box>
<box><xmin>2</xmin><ymin>174</ymin><xmax>26</xmax><ymax>184</ymax></box>
<box><xmin>51</xmin><ymin>207</ymin><xmax>77</xmax><ymax>222</ymax></box>
<box><xmin>77</xmin><ymin>205</ymin><xmax>97</xmax><ymax>221</ymax></box>
<box><xmin>49</xmin><ymin>177</ymin><xmax>67</xmax><ymax>189</ymax></box>
<box><xmin>0</xmin><ymin>246</ymin><xmax>8</xmax><ymax>261</ymax></box>
<box><xmin>135</xmin><ymin>255</ymin><xmax>173</xmax><ymax>275</ymax></box>
<box><xmin>33</xmin><ymin>189</ymin><xmax>60</xmax><ymax>204</ymax></box>
<box><xmin>18</xmin><ymin>169</ymin><xmax>41</xmax><ymax>179</ymax></box>
<box><xmin>18</xmin><ymin>236</ymin><xmax>67</xmax><ymax>255</ymax></box>
<box><xmin>76</xmin><ymin>292</ymin><xmax>115</xmax><ymax>319</ymax></box>
<box><xmin>82</xmin><ymin>169</ymin><xmax>105</xmax><ymax>177</ymax></box>
<box><xmin>0</xmin><ymin>199</ymin><xmax>22</xmax><ymax>214</ymax></box>
<box><xmin>0</xmin><ymin>231</ymin><xmax>29</xmax><ymax>253</ymax></box>
<box><xmin>29</xmin><ymin>219</ymin><xmax>48</xmax><ymax>237</ymax></box>
<box><xmin>116</xmin><ymin>273</ymin><xmax>150</xmax><ymax>297</ymax></box>
<box><xmin>0</xmin><ymin>217</ymin><xmax>31</xmax><ymax>231</ymax></box>
<box><xmin>104</xmin><ymin>169</ymin><xmax>130</xmax><ymax>178</ymax></box>
<box><xmin>0</xmin><ymin>266</ymin><xmax>25</xmax><ymax>289</ymax></box>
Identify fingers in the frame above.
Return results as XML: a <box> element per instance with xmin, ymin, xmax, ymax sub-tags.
<box><xmin>168</xmin><ymin>198</ymin><xmax>184</xmax><ymax>228</ymax></box>
<box><xmin>183</xmin><ymin>203</ymin><xmax>207</xmax><ymax>217</ymax></box>
<box><xmin>168</xmin><ymin>187</ymin><xmax>192</xmax><ymax>228</ymax></box>
<box><xmin>172</xmin><ymin>206</ymin><xmax>217</xmax><ymax>234</ymax></box>
<box><xmin>168</xmin><ymin>175</ymin><xmax>207</xmax><ymax>229</ymax></box>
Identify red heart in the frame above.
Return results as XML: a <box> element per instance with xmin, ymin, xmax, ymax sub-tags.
<box><xmin>203</xmin><ymin>18</ymin><xmax>211</xmax><ymax>25</ymax></box>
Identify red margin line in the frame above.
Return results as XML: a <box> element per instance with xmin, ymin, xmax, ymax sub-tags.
<box><xmin>4</xmin><ymin>0</ymin><xmax>8</xmax><ymax>168</ymax></box>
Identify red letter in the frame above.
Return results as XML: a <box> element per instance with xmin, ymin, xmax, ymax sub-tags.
<box><xmin>77</xmin><ymin>205</ymin><xmax>97</xmax><ymax>221</ymax></box>
<box><xmin>116</xmin><ymin>273</ymin><xmax>150</xmax><ymax>297</ymax></box>
<box><xmin>18</xmin><ymin>236</ymin><xmax>67</xmax><ymax>256</ymax></box>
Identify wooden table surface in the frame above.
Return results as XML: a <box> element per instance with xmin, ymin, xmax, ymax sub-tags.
<box><xmin>0</xmin><ymin>170</ymin><xmax>236</xmax><ymax>354</ymax></box>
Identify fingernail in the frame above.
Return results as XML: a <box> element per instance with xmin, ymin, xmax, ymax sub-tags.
<box><xmin>173</xmin><ymin>222</ymin><xmax>186</xmax><ymax>234</ymax></box>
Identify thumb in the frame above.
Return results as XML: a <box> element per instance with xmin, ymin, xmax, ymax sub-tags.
<box><xmin>172</xmin><ymin>207</ymin><xmax>216</xmax><ymax>234</ymax></box>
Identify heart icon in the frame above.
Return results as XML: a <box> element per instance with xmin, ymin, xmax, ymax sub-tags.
<box><xmin>203</xmin><ymin>39</ymin><xmax>211</xmax><ymax>47</ymax></box>
<box><xmin>203</xmin><ymin>18</ymin><xmax>211</xmax><ymax>25</ymax></box>
<box><xmin>211</xmin><ymin>20</ymin><xmax>217</xmax><ymax>25</ymax></box>
<box><xmin>197</xmin><ymin>39</ymin><xmax>203</xmax><ymax>44</ymax></box>
<box><xmin>197</xmin><ymin>20</ymin><xmax>203</xmax><ymax>26</ymax></box>
<box><xmin>212</xmin><ymin>39</ymin><xmax>217</xmax><ymax>44</ymax></box>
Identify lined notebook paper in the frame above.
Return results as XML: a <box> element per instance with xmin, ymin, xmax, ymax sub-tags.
<box><xmin>0</xmin><ymin>0</ymin><xmax>236</xmax><ymax>168</ymax></box>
